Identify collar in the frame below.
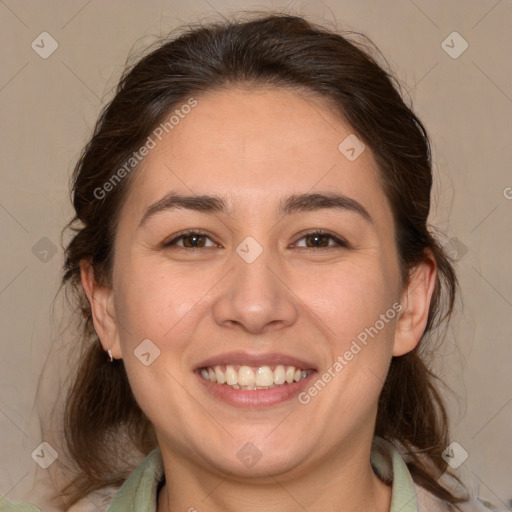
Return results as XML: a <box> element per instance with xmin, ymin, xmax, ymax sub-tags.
<box><xmin>107</xmin><ymin>436</ymin><xmax>418</xmax><ymax>512</ymax></box>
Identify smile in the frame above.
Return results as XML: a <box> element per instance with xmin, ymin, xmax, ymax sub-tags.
<box><xmin>199</xmin><ymin>364</ymin><xmax>312</xmax><ymax>390</ymax></box>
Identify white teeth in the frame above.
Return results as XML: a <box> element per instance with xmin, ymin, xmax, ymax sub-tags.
<box><xmin>214</xmin><ymin>365</ymin><xmax>225</xmax><ymax>384</ymax></box>
<box><xmin>274</xmin><ymin>365</ymin><xmax>286</xmax><ymax>385</ymax></box>
<box><xmin>225</xmin><ymin>365</ymin><xmax>237</xmax><ymax>385</ymax></box>
<box><xmin>255</xmin><ymin>366</ymin><xmax>274</xmax><ymax>387</ymax></box>
<box><xmin>199</xmin><ymin>363</ymin><xmax>311</xmax><ymax>389</ymax></box>
<box><xmin>285</xmin><ymin>366</ymin><xmax>296</xmax><ymax>383</ymax></box>
<box><xmin>238</xmin><ymin>366</ymin><xmax>255</xmax><ymax>386</ymax></box>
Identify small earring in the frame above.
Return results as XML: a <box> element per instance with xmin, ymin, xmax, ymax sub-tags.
<box><xmin>107</xmin><ymin>348</ymin><xmax>114</xmax><ymax>362</ymax></box>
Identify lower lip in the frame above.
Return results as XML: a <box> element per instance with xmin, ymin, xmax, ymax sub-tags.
<box><xmin>195</xmin><ymin>370</ymin><xmax>317</xmax><ymax>407</ymax></box>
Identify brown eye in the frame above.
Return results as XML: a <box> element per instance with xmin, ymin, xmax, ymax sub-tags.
<box><xmin>181</xmin><ymin>233</ymin><xmax>206</xmax><ymax>248</ymax></box>
<box><xmin>294</xmin><ymin>231</ymin><xmax>347</xmax><ymax>249</ymax></box>
<box><xmin>305</xmin><ymin>233</ymin><xmax>330</xmax><ymax>247</ymax></box>
<box><xmin>163</xmin><ymin>231</ymin><xmax>216</xmax><ymax>249</ymax></box>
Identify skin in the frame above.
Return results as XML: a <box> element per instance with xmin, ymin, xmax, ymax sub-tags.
<box><xmin>81</xmin><ymin>86</ymin><xmax>436</xmax><ymax>512</ymax></box>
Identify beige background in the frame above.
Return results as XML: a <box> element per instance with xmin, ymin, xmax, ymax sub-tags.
<box><xmin>0</xmin><ymin>0</ymin><xmax>511</xmax><ymax>510</ymax></box>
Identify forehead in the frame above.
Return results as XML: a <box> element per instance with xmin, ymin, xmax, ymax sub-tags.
<box><xmin>121</xmin><ymin>86</ymin><xmax>390</xmax><ymax>224</ymax></box>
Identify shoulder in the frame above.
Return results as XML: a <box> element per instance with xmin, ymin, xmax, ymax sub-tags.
<box><xmin>413</xmin><ymin>481</ymin><xmax>501</xmax><ymax>512</ymax></box>
<box><xmin>0</xmin><ymin>497</ymin><xmax>41</xmax><ymax>512</ymax></box>
<box><xmin>106</xmin><ymin>448</ymin><xmax>164</xmax><ymax>511</ymax></box>
<box><xmin>371</xmin><ymin>436</ymin><xmax>501</xmax><ymax>512</ymax></box>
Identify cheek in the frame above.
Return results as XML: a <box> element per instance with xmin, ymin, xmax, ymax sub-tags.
<box><xmin>113</xmin><ymin>260</ymin><xmax>203</xmax><ymax>347</ymax></box>
<box><xmin>112</xmin><ymin>257</ymin><xmax>228</xmax><ymax>392</ymax></box>
<box><xmin>293</xmin><ymin>257</ymin><xmax>398</xmax><ymax>344</ymax></box>
<box><xmin>112</xmin><ymin>262</ymin><xmax>199</xmax><ymax>422</ymax></box>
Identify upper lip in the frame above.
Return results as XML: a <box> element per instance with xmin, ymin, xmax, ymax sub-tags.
<box><xmin>195</xmin><ymin>351</ymin><xmax>317</xmax><ymax>371</ymax></box>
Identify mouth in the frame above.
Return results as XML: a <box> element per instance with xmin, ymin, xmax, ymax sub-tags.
<box><xmin>198</xmin><ymin>364</ymin><xmax>313</xmax><ymax>390</ymax></box>
<box><xmin>195</xmin><ymin>366</ymin><xmax>317</xmax><ymax>407</ymax></box>
<box><xmin>194</xmin><ymin>356</ymin><xmax>316</xmax><ymax>407</ymax></box>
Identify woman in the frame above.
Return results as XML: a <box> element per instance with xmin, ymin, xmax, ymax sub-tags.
<box><xmin>2</xmin><ymin>12</ymin><xmax>497</xmax><ymax>512</ymax></box>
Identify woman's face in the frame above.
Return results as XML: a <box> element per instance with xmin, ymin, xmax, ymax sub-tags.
<box><xmin>101</xmin><ymin>86</ymin><xmax>409</xmax><ymax>477</ymax></box>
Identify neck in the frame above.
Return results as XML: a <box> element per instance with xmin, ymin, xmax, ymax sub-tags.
<box><xmin>156</xmin><ymin>438</ymin><xmax>392</xmax><ymax>512</ymax></box>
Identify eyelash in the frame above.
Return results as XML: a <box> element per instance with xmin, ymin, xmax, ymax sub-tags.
<box><xmin>162</xmin><ymin>229</ymin><xmax>348</xmax><ymax>250</ymax></box>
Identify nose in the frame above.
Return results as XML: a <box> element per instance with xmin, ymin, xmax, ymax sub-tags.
<box><xmin>211</xmin><ymin>243</ymin><xmax>299</xmax><ymax>335</ymax></box>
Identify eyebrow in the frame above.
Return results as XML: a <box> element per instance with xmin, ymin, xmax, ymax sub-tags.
<box><xmin>138</xmin><ymin>191</ymin><xmax>373</xmax><ymax>228</ymax></box>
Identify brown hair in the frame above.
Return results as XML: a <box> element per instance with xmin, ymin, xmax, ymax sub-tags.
<box><xmin>60</xmin><ymin>11</ymin><xmax>468</xmax><ymax>508</ymax></box>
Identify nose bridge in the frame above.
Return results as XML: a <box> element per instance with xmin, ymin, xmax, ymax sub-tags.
<box><xmin>211</xmin><ymin>234</ymin><xmax>298</xmax><ymax>334</ymax></box>
<box><xmin>234</xmin><ymin>236</ymin><xmax>277</xmax><ymax>303</ymax></box>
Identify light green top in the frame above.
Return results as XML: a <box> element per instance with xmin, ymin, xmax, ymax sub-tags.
<box><xmin>0</xmin><ymin>437</ymin><xmax>497</xmax><ymax>511</ymax></box>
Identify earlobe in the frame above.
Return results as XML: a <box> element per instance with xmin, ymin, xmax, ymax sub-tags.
<box><xmin>392</xmin><ymin>250</ymin><xmax>437</xmax><ymax>357</ymax></box>
<box><xmin>79</xmin><ymin>259</ymin><xmax>122</xmax><ymax>359</ymax></box>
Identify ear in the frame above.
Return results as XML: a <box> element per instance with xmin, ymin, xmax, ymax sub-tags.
<box><xmin>80</xmin><ymin>259</ymin><xmax>122</xmax><ymax>359</ymax></box>
<box><xmin>393</xmin><ymin>249</ymin><xmax>437</xmax><ymax>357</ymax></box>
